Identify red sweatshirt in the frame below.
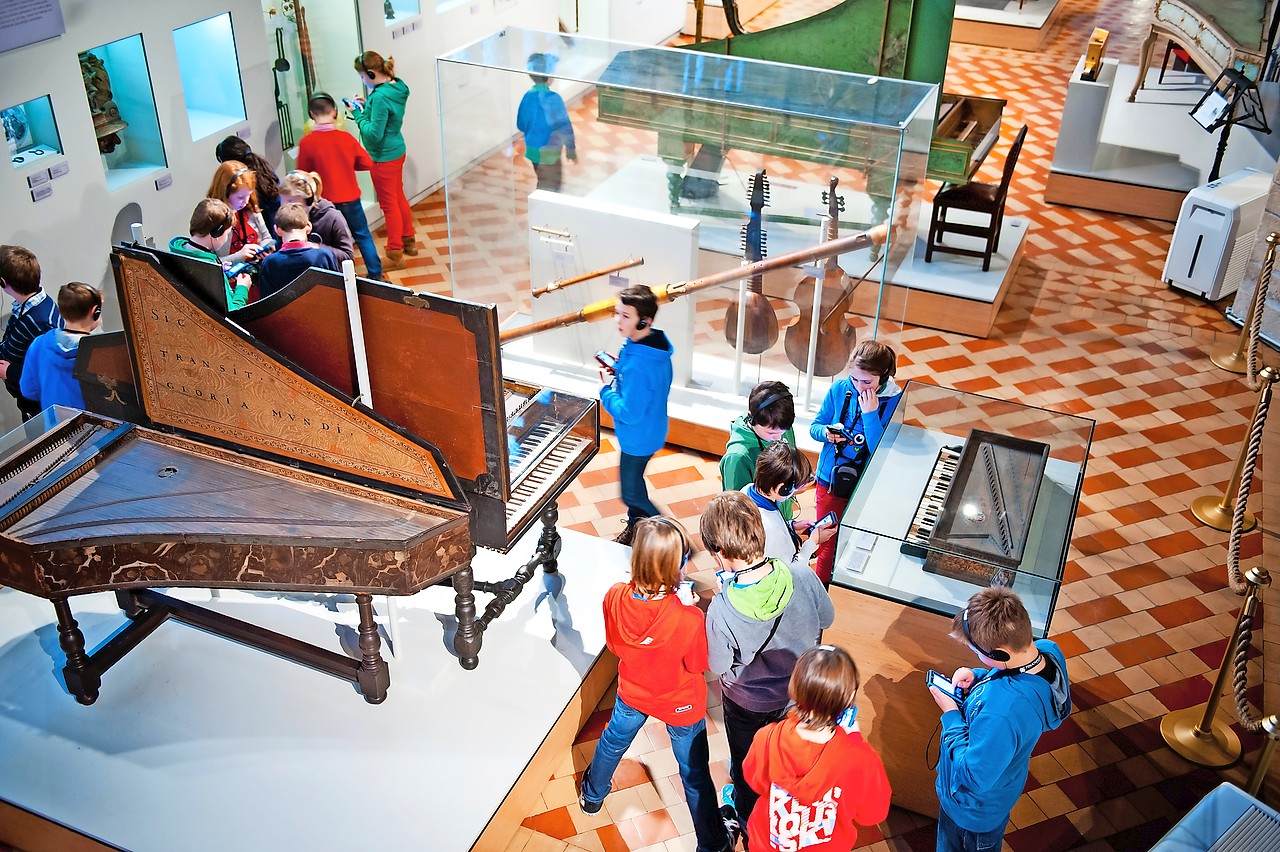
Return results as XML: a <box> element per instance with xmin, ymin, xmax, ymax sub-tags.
<box><xmin>603</xmin><ymin>583</ymin><xmax>708</xmax><ymax>726</ymax></box>
<box><xmin>744</xmin><ymin>717</ymin><xmax>891</xmax><ymax>851</ymax></box>
<box><xmin>296</xmin><ymin>126</ymin><xmax>373</xmax><ymax>205</ymax></box>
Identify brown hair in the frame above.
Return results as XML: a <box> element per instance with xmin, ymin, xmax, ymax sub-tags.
<box><xmin>950</xmin><ymin>587</ymin><xmax>1033</xmax><ymax>655</ymax></box>
<box><xmin>618</xmin><ymin>284</ymin><xmax>658</xmax><ymax>323</ymax></box>
<box><xmin>274</xmin><ymin>203</ymin><xmax>311</xmax><ymax>233</ymax></box>
<box><xmin>308</xmin><ymin>92</ymin><xmax>338</xmax><ymax>118</ymax></box>
<box><xmin>189</xmin><ymin>199</ymin><xmax>234</xmax><ymax>238</ymax></box>
<box><xmin>748</xmin><ymin>380</ymin><xmax>794</xmax><ymax>430</ymax></box>
<box><xmin>629</xmin><ymin>516</ymin><xmax>690</xmax><ymax>597</ymax></box>
<box><xmin>698</xmin><ymin>491</ymin><xmax>766</xmax><ymax>562</ymax></box>
<box><xmin>280</xmin><ymin>170</ymin><xmax>323</xmax><ymax>204</ymax></box>
<box><xmin>0</xmin><ymin>245</ymin><xmax>41</xmax><ymax>296</ymax></box>
<box><xmin>848</xmin><ymin>339</ymin><xmax>897</xmax><ymax>381</ymax></box>
<box><xmin>355</xmin><ymin>50</ymin><xmax>396</xmax><ymax>80</ymax></box>
<box><xmin>57</xmin><ymin>282</ymin><xmax>102</xmax><ymax>323</ymax></box>
<box><xmin>206</xmin><ymin>160</ymin><xmax>260</xmax><ymax>213</ymax></box>
<box><xmin>790</xmin><ymin>644</ymin><xmax>859</xmax><ymax>729</ymax></box>
<box><xmin>754</xmin><ymin>441</ymin><xmax>812</xmax><ymax>496</ymax></box>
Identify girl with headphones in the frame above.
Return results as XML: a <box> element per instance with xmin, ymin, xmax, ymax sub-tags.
<box><xmin>279</xmin><ymin>171</ymin><xmax>355</xmax><ymax>267</ymax></box>
<box><xmin>350</xmin><ymin>51</ymin><xmax>416</xmax><ymax>270</ymax></box>
<box><xmin>578</xmin><ymin>516</ymin><xmax>733</xmax><ymax>852</ymax></box>
<box><xmin>204</xmin><ymin>160</ymin><xmax>270</xmax><ymax>267</ymax></box>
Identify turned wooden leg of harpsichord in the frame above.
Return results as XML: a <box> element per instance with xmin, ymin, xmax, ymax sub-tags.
<box><xmin>354</xmin><ymin>593</ymin><xmax>391</xmax><ymax>703</ymax></box>
<box><xmin>452</xmin><ymin>564</ymin><xmax>482</xmax><ymax>670</ymax></box>
<box><xmin>52</xmin><ymin>597</ymin><xmax>100</xmax><ymax>705</ymax></box>
<box><xmin>537</xmin><ymin>502</ymin><xmax>562</xmax><ymax>573</ymax></box>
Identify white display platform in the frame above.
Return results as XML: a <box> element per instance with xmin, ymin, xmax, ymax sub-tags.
<box><xmin>0</xmin><ymin>528</ymin><xmax>624</xmax><ymax>852</ymax></box>
<box><xmin>951</xmin><ymin>0</ymin><xmax>1064</xmax><ymax>50</ymax></box>
<box><xmin>954</xmin><ymin>0</ymin><xmax>1057</xmax><ymax>28</ymax></box>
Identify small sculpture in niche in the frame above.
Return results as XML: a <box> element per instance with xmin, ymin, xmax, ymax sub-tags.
<box><xmin>385</xmin><ymin>0</ymin><xmax>395</xmax><ymax>19</ymax></box>
<box><xmin>79</xmin><ymin>51</ymin><xmax>128</xmax><ymax>154</ymax></box>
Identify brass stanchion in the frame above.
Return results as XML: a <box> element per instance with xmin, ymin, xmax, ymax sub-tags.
<box><xmin>1161</xmin><ymin>566</ymin><xmax>1271</xmax><ymax>766</ymax></box>
<box><xmin>1211</xmin><ymin>232</ymin><xmax>1277</xmax><ymax>373</ymax></box>
<box><xmin>1246</xmin><ymin>715</ymin><xmax>1280</xmax><ymax>797</ymax></box>
<box><xmin>1191</xmin><ymin>365</ymin><xmax>1277</xmax><ymax>531</ymax></box>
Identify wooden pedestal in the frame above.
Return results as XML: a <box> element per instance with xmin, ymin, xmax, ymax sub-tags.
<box><xmin>1044</xmin><ymin>171</ymin><xmax>1187</xmax><ymax>222</ymax></box>
<box><xmin>824</xmin><ymin>585</ymin><xmax>975</xmax><ymax>818</ymax></box>
<box><xmin>951</xmin><ymin>0</ymin><xmax>1065</xmax><ymax>52</ymax></box>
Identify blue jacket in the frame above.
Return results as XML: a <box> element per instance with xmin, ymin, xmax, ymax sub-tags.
<box><xmin>936</xmin><ymin>639</ymin><xmax>1072</xmax><ymax>832</ymax></box>
<box><xmin>257</xmin><ymin>243</ymin><xmax>339</xmax><ymax>299</ymax></box>
<box><xmin>807</xmin><ymin>377</ymin><xmax>903</xmax><ymax>485</ymax></box>
<box><xmin>516</xmin><ymin>85</ymin><xmax>576</xmax><ymax>165</ymax></box>
<box><xmin>19</xmin><ymin>329</ymin><xmax>84</xmax><ymax>410</ymax></box>
<box><xmin>600</xmin><ymin>329</ymin><xmax>673</xmax><ymax>456</ymax></box>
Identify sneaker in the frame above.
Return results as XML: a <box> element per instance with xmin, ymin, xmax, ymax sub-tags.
<box><xmin>721</xmin><ymin>782</ymin><xmax>736</xmax><ymax>809</ymax></box>
<box><xmin>578</xmin><ymin>762</ymin><xmax>603</xmax><ymax>815</ymax></box>
<box><xmin>720</xmin><ymin>803</ymin><xmax>741</xmax><ymax>848</ymax></box>
<box><xmin>613</xmin><ymin>518</ymin><xmax>636</xmax><ymax>546</ymax></box>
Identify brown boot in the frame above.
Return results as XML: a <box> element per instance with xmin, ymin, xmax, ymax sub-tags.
<box><xmin>401</xmin><ymin>239</ymin><xmax>419</xmax><ymax>256</ymax></box>
<box><xmin>384</xmin><ymin>249</ymin><xmax>406</xmax><ymax>271</ymax></box>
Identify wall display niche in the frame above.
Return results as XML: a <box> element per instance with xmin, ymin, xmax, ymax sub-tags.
<box><xmin>79</xmin><ymin>34</ymin><xmax>168</xmax><ymax>191</ymax></box>
<box><xmin>3</xmin><ymin>95</ymin><xmax>63</xmax><ymax>171</ymax></box>
<box><xmin>384</xmin><ymin>0</ymin><xmax>420</xmax><ymax>25</ymax></box>
<box><xmin>261</xmin><ymin>0</ymin><xmax>362</xmax><ymax>151</ymax></box>
<box><xmin>173</xmin><ymin>13</ymin><xmax>248</xmax><ymax>142</ymax></box>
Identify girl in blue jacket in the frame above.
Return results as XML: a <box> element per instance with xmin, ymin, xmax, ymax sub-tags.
<box><xmin>598</xmin><ymin>285</ymin><xmax>673</xmax><ymax>546</ymax></box>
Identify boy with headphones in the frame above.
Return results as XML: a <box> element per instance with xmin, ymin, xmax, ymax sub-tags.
<box><xmin>700</xmin><ymin>491</ymin><xmax>834</xmax><ymax>847</ymax></box>
<box><xmin>20</xmin><ymin>282</ymin><xmax>101</xmax><ymax>411</ymax></box>
<box><xmin>598</xmin><ymin>284</ymin><xmax>673</xmax><ymax>546</ymax></box>
<box><xmin>744</xmin><ymin>441</ymin><xmax>835</xmax><ymax>567</ymax></box>
<box><xmin>928</xmin><ymin>587</ymin><xmax>1071</xmax><ymax>852</ymax></box>
<box><xmin>257</xmin><ymin>203</ymin><xmax>340</xmax><ymax>300</ymax></box>
<box><xmin>720</xmin><ymin>381</ymin><xmax>798</xmax><ymax>522</ymax></box>
<box><xmin>0</xmin><ymin>244</ymin><xmax>61</xmax><ymax>420</ymax></box>
<box><xmin>169</xmin><ymin>199</ymin><xmax>253</xmax><ymax>311</ymax></box>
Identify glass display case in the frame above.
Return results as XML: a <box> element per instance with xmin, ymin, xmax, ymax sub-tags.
<box><xmin>173</xmin><ymin>13</ymin><xmax>247</xmax><ymax>142</ymax></box>
<box><xmin>261</xmin><ymin>0</ymin><xmax>362</xmax><ymax>151</ymax></box>
<box><xmin>436</xmin><ymin>28</ymin><xmax>936</xmax><ymax>415</ymax></box>
<box><xmin>3</xmin><ymin>95</ymin><xmax>62</xmax><ymax>171</ymax></box>
<box><xmin>79</xmin><ymin>34</ymin><xmax>167</xmax><ymax>191</ymax></box>
<box><xmin>831</xmin><ymin>380</ymin><xmax>1094</xmax><ymax>636</ymax></box>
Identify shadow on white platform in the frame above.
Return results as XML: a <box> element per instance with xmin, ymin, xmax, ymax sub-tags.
<box><xmin>0</xmin><ymin>528</ymin><xmax>626</xmax><ymax>851</ymax></box>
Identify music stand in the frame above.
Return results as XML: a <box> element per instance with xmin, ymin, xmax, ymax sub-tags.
<box><xmin>1190</xmin><ymin>67</ymin><xmax>1270</xmax><ymax>182</ymax></box>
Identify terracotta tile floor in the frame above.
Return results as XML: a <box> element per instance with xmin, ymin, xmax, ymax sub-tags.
<box><xmin>370</xmin><ymin>1</ymin><xmax>1278</xmax><ymax>849</ymax></box>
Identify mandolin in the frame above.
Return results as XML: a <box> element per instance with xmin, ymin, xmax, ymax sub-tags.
<box><xmin>726</xmin><ymin>169</ymin><xmax>779</xmax><ymax>355</ymax></box>
<box><xmin>784</xmin><ymin>177</ymin><xmax>855</xmax><ymax>376</ymax></box>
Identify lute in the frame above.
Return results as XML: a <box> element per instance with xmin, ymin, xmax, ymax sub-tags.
<box><xmin>726</xmin><ymin>169</ymin><xmax>779</xmax><ymax>354</ymax></box>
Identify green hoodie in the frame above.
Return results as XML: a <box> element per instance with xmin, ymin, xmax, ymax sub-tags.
<box><xmin>353</xmin><ymin>78</ymin><xmax>409</xmax><ymax>162</ymax></box>
<box><xmin>725</xmin><ymin>558</ymin><xmax>794</xmax><ymax>619</ymax></box>
<box><xmin>720</xmin><ymin>414</ymin><xmax>796</xmax><ymax>521</ymax></box>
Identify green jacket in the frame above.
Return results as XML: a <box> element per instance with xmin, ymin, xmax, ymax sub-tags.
<box><xmin>353</xmin><ymin>78</ymin><xmax>409</xmax><ymax>162</ymax></box>
<box><xmin>720</xmin><ymin>414</ymin><xmax>796</xmax><ymax>521</ymax></box>
<box><xmin>168</xmin><ymin>237</ymin><xmax>248</xmax><ymax>311</ymax></box>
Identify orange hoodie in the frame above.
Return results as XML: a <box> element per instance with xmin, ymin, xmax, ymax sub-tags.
<box><xmin>604</xmin><ymin>583</ymin><xmax>709</xmax><ymax>726</ymax></box>
<box><xmin>744</xmin><ymin>717</ymin><xmax>891</xmax><ymax>851</ymax></box>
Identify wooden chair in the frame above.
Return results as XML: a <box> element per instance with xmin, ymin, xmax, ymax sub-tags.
<box><xmin>925</xmin><ymin>124</ymin><xmax>1028</xmax><ymax>272</ymax></box>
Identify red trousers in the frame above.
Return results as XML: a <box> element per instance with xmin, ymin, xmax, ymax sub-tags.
<box><xmin>814</xmin><ymin>481</ymin><xmax>849</xmax><ymax>586</ymax></box>
<box><xmin>370</xmin><ymin>156</ymin><xmax>414</xmax><ymax>250</ymax></box>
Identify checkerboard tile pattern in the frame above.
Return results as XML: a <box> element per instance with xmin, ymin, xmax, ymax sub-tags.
<box><xmin>369</xmin><ymin>1</ymin><xmax>1277</xmax><ymax>850</ymax></box>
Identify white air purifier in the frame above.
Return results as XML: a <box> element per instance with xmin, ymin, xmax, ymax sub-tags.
<box><xmin>1164</xmin><ymin>168</ymin><xmax>1271</xmax><ymax>300</ymax></box>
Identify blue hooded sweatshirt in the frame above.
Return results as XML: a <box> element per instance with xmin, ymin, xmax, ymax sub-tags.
<box><xmin>808</xmin><ymin>377</ymin><xmax>903</xmax><ymax>486</ymax></box>
<box><xmin>600</xmin><ymin>328</ymin><xmax>673</xmax><ymax>456</ymax></box>
<box><xmin>936</xmin><ymin>638</ymin><xmax>1072</xmax><ymax>832</ymax></box>
<box><xmin>19</xmin><ymin>328</ymin><xmax>85</xmax><ymax>410</ymax></box>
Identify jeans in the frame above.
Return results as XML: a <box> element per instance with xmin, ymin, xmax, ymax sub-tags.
<box><xmin>722</xmin><ymin>693</ymin><xmax>787</xmax><ymax>836</ymax></box>
<box><xmin>582</xmin><ymin>697</ymin><xmax>729</xmax><ymax>852</ymax></box>
<box><xmin>619</xmin><ymin>452</ymin><xmax>659</xmax><ymax>522</ymax></box>
<box><xmin>531</xmin><ymin>159</ymin><xmax>562</xmax><ymax>191</ymax></box>
<box><xmin>814</xmin><ymin>481</ymin><xmax>849</xmax><ymax>586</ymax></box>
<box><xmin>369</xmin><ymin>156</ymin><xmax>414</xmax><ymax>250</ymax></box>
<box><xmin>335</xmin><ymin>199</ymin><xmax>382</xmax><ymax>278</ymax></box>
<box><xmin>936</xmin><ymin>806</ymin><xmax>1008</xmax><ymax>852</ymax></box>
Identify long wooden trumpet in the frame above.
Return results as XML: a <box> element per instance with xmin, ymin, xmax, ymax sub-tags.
<box><xmin>532</xmin><ymin>257</ymin><xmax>645</xmax><ymax>298</ymax></box>
<box><xmin>501</xmin><ymin>225</ymin><xmax>888</xmax><ymax>343</ymax></box>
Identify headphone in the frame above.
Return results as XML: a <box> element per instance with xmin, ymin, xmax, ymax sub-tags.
<box><xmin>745</xmin><ymin>388</ymin><xmax>789</xmax><ymax>427</ymax></box>
<box><xmin>286</xmin><ymin>170</ymin><xmax>316</xmax><ymax>203</ymax></box>
<box><xmin>635</xmin><ymin>315</ymin><xmax>650</xmax><ymax>330</ymax></box>
<box><xmin>226</xmin><ymin>166</ymin><xmax>249</xmax><ymax>196</ymax></box>
<box><xmin>646</xmin><ymin>516</ymin><xmax>692</xmax><ymax>568</ymax></box>
<box><xmin>92</xmin><ymin>304</ymin><xmax>102</xmax><ymax>321</ymax></box>
<box><xmin>210</xmin><ymin>206</ymin><xmax>233</xmax><ymax>239</ymax></box>
<box><xmin>961</xmin><ymin>608</ymin><xmax>1010</xmax><ymax>663</ymax></box>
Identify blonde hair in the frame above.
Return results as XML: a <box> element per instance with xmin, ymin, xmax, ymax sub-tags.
<box><xmin>629</xmin><ymin>517</ymin><xmax>690</xmax><ymax>597</ymax></box>
<box><xmin>280</xmin><ymin>170</ymin><xmax>323</xmax><ymax>204</ymax></box>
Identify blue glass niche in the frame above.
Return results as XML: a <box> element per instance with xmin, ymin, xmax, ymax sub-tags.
<box><xmin>3</xmin><ymin>95</ymin><xmax>63</xmax><ymax>171</ymax></box>
<box><xmin>385</xmin><ymin>0</ymin><xmax>420</xmax><ymax>25</ymax></box>
<box><xmin>80</xmin><ymin>34</ymin><xmax>167</xmax><ymax>191</ymax></box>
<box><xmin>173</xmin><ymin>13</ymin><xmax>247</xmax><ymax>141</ymax></box>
